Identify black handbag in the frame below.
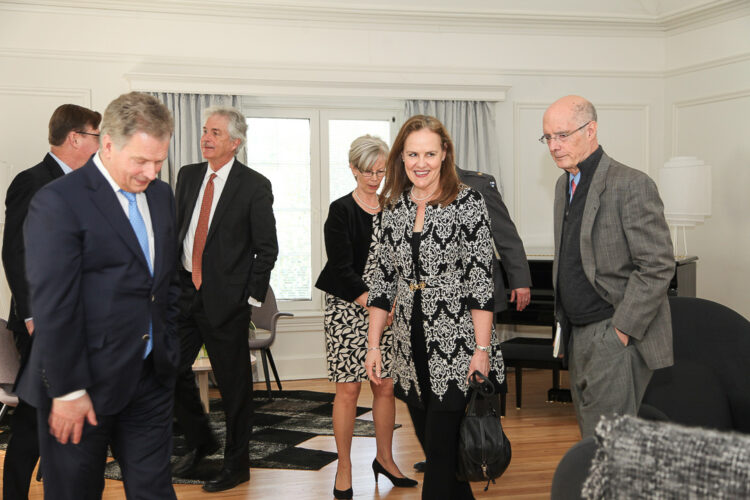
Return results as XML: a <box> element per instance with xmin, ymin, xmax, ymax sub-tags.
<box><xmin>456</xmin><ymin>371</ymin><xmax>512</xmax><ymax>491</ymax></box>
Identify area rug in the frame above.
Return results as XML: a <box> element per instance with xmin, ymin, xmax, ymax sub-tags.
<box><xmin>0</xmin><ymin>390</ymin><xmax>390</xmax><ymax>485</ymax></box>
<box><xmin>109</xmin><ymin>389</ymin><xmax>391</xmax><ymax>484</ymax></box>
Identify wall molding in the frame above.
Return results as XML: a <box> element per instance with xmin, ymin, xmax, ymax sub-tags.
<box><xmin>665</xmin><ymin>52</ymin><xmax>750</xmax><ymax>78</ymax></box>
<box><xmin>2</xmin><ymin>0</ymin><xmax>747</xmax><ymax>36</ymax></box>
<box><xmin>0</xmin><ymin>85</ymin><xmax>91</xmax><ymax>105</ymax></box>
<box><xmin>671</xmin><ymin>89</ymin><xmax>750</xmax><ymax>156</ymax></box>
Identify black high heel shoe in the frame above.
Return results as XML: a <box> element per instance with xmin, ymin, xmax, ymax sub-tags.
<box><xmin>372</xmin><ymin>459</ymin><xmax>418</xmax><ymax>488</ymax></box>
<box><xmin>333</xmin><ymin>470</ymin><xmax>353</xmax><ymax>499</ymax></box>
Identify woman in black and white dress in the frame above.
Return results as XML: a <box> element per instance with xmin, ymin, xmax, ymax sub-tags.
<box><xmin>315</xmin><ymin>135</ymin><xmax>417</xmax><ymax>499</ymax></box>
<box><xmin>365</xmin><ymin>115</ymin><xmax>505</xmax><ymax>500</ymax></box>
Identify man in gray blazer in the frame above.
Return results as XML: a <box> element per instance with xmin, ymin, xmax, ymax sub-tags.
<box><xmin>543</xmin><ymin>95</ymin><xmax>674</xmax><ymax>438</ymax></box>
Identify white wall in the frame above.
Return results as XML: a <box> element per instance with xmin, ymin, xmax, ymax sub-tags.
<box><xmin>664</xmin><ymin>15</ymin><xmax>750</xmax><ymax>320</ymax></box>
<box><xmin>0</xmin><ymin>2</ymin><xmax>747</xmax><ymax>379</ymax></box>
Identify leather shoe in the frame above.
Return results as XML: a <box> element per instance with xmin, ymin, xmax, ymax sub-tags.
<box><xmin>202</xmin><ymin>468</ymin><xmax>250</xmax><ymax>492</ymax></box>
<box><xmin>413</xmin><ymin>460</ymin><xmax>426</xmax><ymax>473</ymax></box>
<box><xmin>172</xmin><ymin>439</ymin><xmax>220</xmax><ymax>477</ymax></box>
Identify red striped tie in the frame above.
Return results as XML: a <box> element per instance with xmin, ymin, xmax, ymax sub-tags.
<box><xmin>191</xmin><ymin>173</ymin><xmax>216</xmax><ymax>289</ymax></box>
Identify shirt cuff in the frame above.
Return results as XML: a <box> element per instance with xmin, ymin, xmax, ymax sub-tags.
<box><xmin>55</xmin><ymin>389</ymin><xmax>87</xmax><ymax>401</ymax></box>
<box><xmin>248</xmin><ymin>296</ymin><xmax>262</xmax><ymax>307</ymax></box>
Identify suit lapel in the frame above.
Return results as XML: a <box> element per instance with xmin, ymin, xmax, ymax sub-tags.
<box><xmin>146</xmin><ymin>184</ymin><xmax>164</xmax><ymax>280</ymax></box>
<box><xmin>552</xmin><ymin>175</ymin><xmax>567</xmax><ymax>288</ymax></box>
<box><xmin>205</xmin><ymin>159</ymin><xmax>242</xmax><ymax>244</ymax></box>
<box><xmin>84</xmin><ymin>162</ymin><xmax>151</xmax><ymax>273</ymax></box>
<box><xmin>177</xmin><ymin>163</ymin><xmax>207</xmax><ymax>243</ymax></box>
<box><xmin>580</xmin><ymin>153</ymin><xmax>610</xmax><ymax>283</ymax></box>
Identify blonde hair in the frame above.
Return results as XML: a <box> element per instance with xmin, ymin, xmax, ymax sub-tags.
<box><xmin>349</xmin><ymin>134</ymin><xmax>389</xmax><ymax>172</ymax></box>
<box><xmin>100</xmin><ymin>92</ymin><xmax>173</xmax><ymax>148</ymax></box>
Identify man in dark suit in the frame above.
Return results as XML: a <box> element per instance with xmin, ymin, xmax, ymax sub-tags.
<box><xmin>456</xmin><ymin>166</ymin><xmax>531</xmax><ymax>313</ymax></box>
<box><xmin>545</xmin><ymin>95</ymin><xmax>674</xmax><ymax>438</ymax></box>
<box><xmin>16</xmin><ymin>92</ymin><xmax>180</xmax><ymax>499</ymax></box>
<box><xmin>2</xmin><ymin>103</ymin><xmax>101</xmax><ymax>500</ymax></box>
<box><xmin>171</xmin><ymin>106</ymin><xmax>278</xmax><ymax>492</ymax></box>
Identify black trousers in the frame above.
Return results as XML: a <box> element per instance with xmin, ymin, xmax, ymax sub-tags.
<box><xmin>37</xmin><ymin>356</ymin><xmax>176</xmax><ymax>500</ymax></box>
<box><xmin>3</xmin><ymin>399</ymin><xmax>38</xmax><ymax>500</ymax></box>
<box><xmin>173</xmin><ymin>277</ymin><xmax>252</xmax><ymax>471</ymax></box>
<box><xmin>408</xmin><ymin>404</ymin><xmax>474</xmax><ymax>500</ymax></box>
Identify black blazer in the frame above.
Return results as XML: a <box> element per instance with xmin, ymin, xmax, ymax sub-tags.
<box><xmin>175</xmin><ymin>159</ymin><xmax>278</xmax><ymax>327</ymax></box>
<box><xmin>2</xmin><ymin>153</ymin><xmax>64</xmax><ymax>336</ymax></box>
<box><xmin>17</xmin><ymin>161</ymin><xmax>181</xmax><ymax>413</ymax></box>
<box><xmin>315</xmin><ymin>193</ymin><xmax>375</xmax><ymax>302</ymax></box>
<box><xmin>457</xmin><ymin>166</ymin><xmax>531</xmax><ymax>312</ymax></box>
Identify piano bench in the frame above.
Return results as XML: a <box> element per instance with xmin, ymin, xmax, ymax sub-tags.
<box><xmin>499</xmin><ymin>337</ymin><xmax>570</xmax><ymax>414</ymax></box>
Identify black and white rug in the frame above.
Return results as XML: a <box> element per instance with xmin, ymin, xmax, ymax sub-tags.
<box><xmin>0</xmin><ymin>390</ymin><xmax>391</xmax><ymax>485</ymax></box>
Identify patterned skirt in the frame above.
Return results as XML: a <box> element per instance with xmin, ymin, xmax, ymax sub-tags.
<box><xmin>324</xmin><ymin>294</ymin><xmax>393</xmax><ymax>382</ymax></box>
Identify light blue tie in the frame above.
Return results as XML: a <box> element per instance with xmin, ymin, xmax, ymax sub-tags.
<box><xmin>120</xmin><ymin>190</ymin><xmax>153</xmax><ymax>358</ymax></box>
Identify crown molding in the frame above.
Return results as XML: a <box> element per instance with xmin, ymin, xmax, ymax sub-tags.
<box><xmin>1</xmin><ymin>0</ymin><xmax>746</xmax><ymax>36</ymax></box>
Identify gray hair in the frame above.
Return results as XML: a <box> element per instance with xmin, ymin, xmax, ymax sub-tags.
<box><xmin>203</xmin><ymin>106</ymin><xmax>247</xmax><ymax>149</ymax></box>
<box><xmin>349</xmin><ymin>134</ymin><xmax>389</xmax><ymax>172</ymax></box>
<box><xmin>576</xmin><ymin>99</ymin><xmax>598</xmax><ymax>123</ymax></box>
<box><xmin>100</xmin><ymin>92</ymin><xmax>173</xmax><ymax>148</ymax></box>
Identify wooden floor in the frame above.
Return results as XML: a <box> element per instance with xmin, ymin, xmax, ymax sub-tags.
<box><xmin>2</xmin><ymin>369</ymin><xmax>579</xmax><ymax>499</ymax></box>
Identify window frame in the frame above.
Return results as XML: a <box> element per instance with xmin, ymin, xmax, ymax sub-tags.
<box><xmin>242</xmin><ymin>100</ymin><xmax>402</xmax><ymax>314</ymax></box>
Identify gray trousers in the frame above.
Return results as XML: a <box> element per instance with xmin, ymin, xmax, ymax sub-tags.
<box><xmin>568</xmin><ymin>318</ymin><xmax>653</xmax><ymax>438</ymax></box>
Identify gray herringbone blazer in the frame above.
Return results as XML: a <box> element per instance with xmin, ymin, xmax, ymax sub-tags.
<box><xmin>553</xmin><ymin>151</ymin><xmax>675</xmax><ymax>370</ymax></box>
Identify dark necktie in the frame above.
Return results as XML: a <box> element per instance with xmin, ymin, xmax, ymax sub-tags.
<box><xmin>192</xmin><ymin>173</ymin><xmax>216</xmax><ymax>289</ymax></box>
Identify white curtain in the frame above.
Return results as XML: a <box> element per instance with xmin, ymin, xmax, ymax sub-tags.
<box><xmin>404</xmin><ymin>100</ymin><xmax>501</xmax><ymax>193</ymax></box>
<box><xmin>150</xmin><ymin>92</ymin><xmax>243</xmax><ymax>187</ymax></box>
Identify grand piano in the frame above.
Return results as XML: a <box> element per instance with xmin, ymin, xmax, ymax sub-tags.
<box><xmin>497</xmin><ymin>254</ymin><xmax>698</xmax><ymax>329</ymax></box>
<box><xmin>495</xmin><ymin>253</ymin><xmax>697</xmax><ymax>412</ymax></box>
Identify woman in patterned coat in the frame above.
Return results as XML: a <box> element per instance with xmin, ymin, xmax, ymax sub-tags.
<box><xmin>365</xmin><ymin>115</ymin><xmax>505</xmax><ymax>500</ymax></box>
<box><xmin>315</xmin><ymin>135</ymin><xmax>417</xmax><ymax>499</ymax></box>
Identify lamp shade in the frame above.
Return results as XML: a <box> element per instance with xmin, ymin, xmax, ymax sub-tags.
<box><xmin>659</xmin><ymin>156</ymin><xmax>712</xmax><ymax>227</ymax></box>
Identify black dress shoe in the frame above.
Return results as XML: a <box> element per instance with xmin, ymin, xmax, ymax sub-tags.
<box><xmin>172</xmin><ymin>439</ymin><xmax>220</xmax><ymax>477</ymax></box>
<box><xmin>202</xmin><ymin>468</ymin><xmax>250</xmax><ymax>492</ymax></box>
<box><xmin>413</xmin><ymin>460</ymin><xmax>426</xmax><ymax>473</ymax></box>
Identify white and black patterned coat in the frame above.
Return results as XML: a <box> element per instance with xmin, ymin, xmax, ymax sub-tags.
<box><xmin>369</xmin><ymin>186</ymin><xmax>505</xmax><ymax>410</ymax></box>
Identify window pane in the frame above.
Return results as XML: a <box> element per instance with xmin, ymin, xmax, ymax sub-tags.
<box><xmin>246</xmin><ymin>118</ymin><xmax>311</xmax><ymax>301</ymax></box>
<box><xmin>329</xmin><ymin>120</ymin><xmax>391</xmax><ymax>204</ymax></box>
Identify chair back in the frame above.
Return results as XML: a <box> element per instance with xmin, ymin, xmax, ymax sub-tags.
<box><xmin>642</xmin><ymin>297</ymin><xmax>750</xmax><ymax>432</ymax></box>
<box><xmin>0</xmin><ymin>318</ymin><xmax>21</xmax><ymax>406</ymax></box>
<box><xmin>252</xmin><ymin>286</ymin><xmax>280</xmax><ymax>333</ymax></box>
<box><xmin>0</xmin><ymin>318</ymin><xmax>21</xmax><ymax>385</ymax></box>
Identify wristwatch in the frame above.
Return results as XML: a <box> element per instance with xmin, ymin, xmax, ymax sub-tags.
<box><xmin>475</xmin><ymin>343</ymin><xmax>491</xmax><ymax>353</ymax></box>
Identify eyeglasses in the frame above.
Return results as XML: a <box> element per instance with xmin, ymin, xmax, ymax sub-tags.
<box><xmin>360</xmin><ymin>169</ymin><xmax>386</xmax><ymax>178</ymax></box>
<box><xmin>538</xmin><ymin>121</ymin><xmax>591</xmax><ymax>145</ymax></box>
<box><xmin>76</xmin><ymin>131</ymin><xmax>100</xmax><ymax>137</ymax></box>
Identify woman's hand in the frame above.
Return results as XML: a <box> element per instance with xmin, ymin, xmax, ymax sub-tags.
<box><xmin>467</xmin><ymin>349</ymin><xmax>490</xmax><ymax>383</ymax></box>
<box><xmin>365</xmin><ymin>348</ymin><xmax>383</xmax><ymax>385</ymax></box>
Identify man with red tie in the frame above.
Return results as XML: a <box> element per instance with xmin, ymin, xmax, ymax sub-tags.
<box><xmin>172</xmin><ymin>106</ymin><xmax>278</xmax><ymax>492</ymax></box>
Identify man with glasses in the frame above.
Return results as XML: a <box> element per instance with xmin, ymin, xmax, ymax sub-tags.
<box><xmin>2</xmin><ymin>103</ymin><xmax>100</xmax><ymax>500</ymax></box>
<box><xmin>542</xmin><ymin>95</ymin><xmax>674</xmax><ymax>438</ymax></box>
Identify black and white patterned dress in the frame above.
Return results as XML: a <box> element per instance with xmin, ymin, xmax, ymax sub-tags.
<box><xmin>368</xmin><ymin>186</ymin><xmax>505</xmax><ymax>411</ymax></box>
<box><xmin>323</xmin><ymin>214</ymin><xmax>393</xmax><ymax>382</ymax></box>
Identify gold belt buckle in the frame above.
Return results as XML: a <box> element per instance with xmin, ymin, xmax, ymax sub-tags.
<box><xmin>409</xmin><ymin>282</ymin><xmax>426</xmax><ymax>291</ymax></box>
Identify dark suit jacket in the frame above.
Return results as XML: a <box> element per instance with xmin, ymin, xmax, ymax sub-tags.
<box><xmin>2</xmin><ymin>154</ymin><xmax>64</xmax><ymax>337</ymax></box>
<box><xmin>457</xmin><ymin>166</ymin><xmax>531</xmax><ymax>312</ymax></box>
<box><xmin>16</xmin><ymin>160</ymin><xmax>181</xmax><ymax>414</ymax></box>
<box><xmin>175</xmin><ymin>159</ymin><xmax>278</xmax><ymax>327</ymax></box>
<box><xmin>552</xmin><ymin>152</ymin><xmax>675</xmax><ymax>370</ymax></box>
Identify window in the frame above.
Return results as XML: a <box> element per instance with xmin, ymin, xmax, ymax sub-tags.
<box><xmin>244</xmin><ymin>104</ymin><xmax>399</xmax><ymax>310</ymax></box>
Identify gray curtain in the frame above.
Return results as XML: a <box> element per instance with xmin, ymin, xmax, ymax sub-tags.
<box><xmin>404</xmin><ymin>100</ymin><xmax>501</xmax><ymax>193</ymax></box>
<box><xmin>150</xmin><ymin>92</ymin><xmax>243</xmax><ymax>187</ymax></box>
